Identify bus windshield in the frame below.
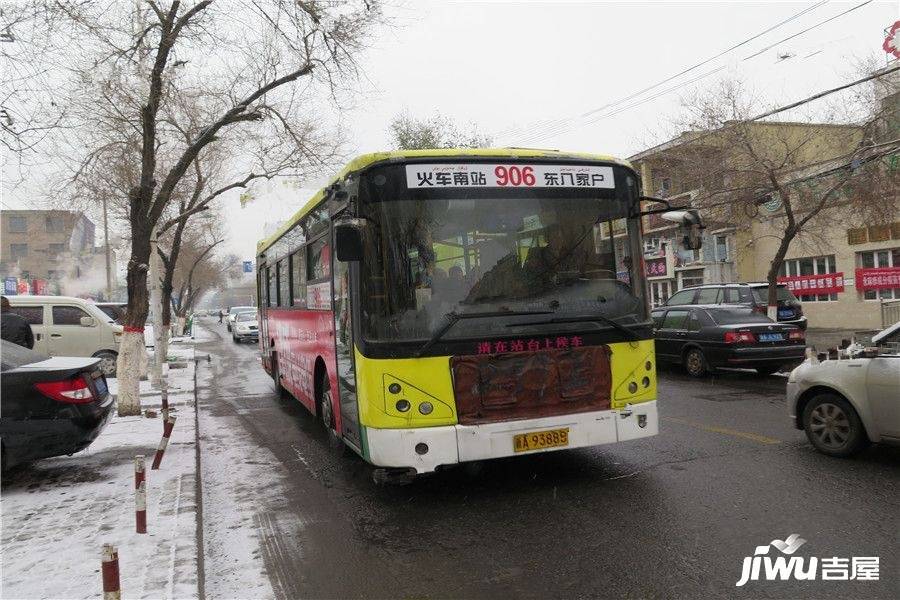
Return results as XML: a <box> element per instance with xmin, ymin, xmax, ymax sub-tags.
<box><xmin>358</xmin><ymin>163</ymin><xmax>647</xmax><ymax>343</ymax></box>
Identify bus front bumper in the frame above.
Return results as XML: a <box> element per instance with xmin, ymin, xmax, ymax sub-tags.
<box><xmin>365</xmin><ymin>401</ymin><xmax>658</xmax><ymax>474</ymax></box>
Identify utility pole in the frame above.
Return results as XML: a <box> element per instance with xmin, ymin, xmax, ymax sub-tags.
<box><xmin>103</xmin><ymin>196</ymin><xmax>113</xmax><ymax>300</ymax></box>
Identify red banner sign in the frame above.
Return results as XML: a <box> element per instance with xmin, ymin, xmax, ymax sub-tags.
<box><xmin>645</xmin><ymin>257</ymin><xmax>668</xmax><ymax>278</ymax></box>
<box><xmin>777</xmin><ymin>272</ymin><xmax>845</xmax><ymax>295</ymax></box>
<box><xmin>855</xmin><ymin>267</ymin><xmax>900</xmax><ymax>291</ymax></box>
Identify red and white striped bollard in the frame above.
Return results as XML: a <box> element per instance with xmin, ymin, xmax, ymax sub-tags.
<box><xmin>134</xmin><ymin>455</ymin><xmax>147</xmax><ymax>533</ymax></box>
<box><xmin>151</xmin><ymin>414</ymin><xmax>176</xmax><ymax>470</ymax></box>
<box><xmin>101</xmin><ymin>543</ymin><xmax>121</xmax><ymax>600</ymax></box>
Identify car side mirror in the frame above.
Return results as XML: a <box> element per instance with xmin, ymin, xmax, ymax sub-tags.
<box><xmin>334</xmin><ymin>218</ymin><xmax>365</xmax><ymax>262</ymax></box>
<box><xmin>80</xmin><ymin>316</ymin><xmax>95</xmax><ymax>327</ymax></box>
<box><xmin>661</xmin><ymin>209</ymin><xmax>705</xmax><ymax>250</ymax></box>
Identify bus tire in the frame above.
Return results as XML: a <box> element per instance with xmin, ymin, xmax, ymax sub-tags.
<box><xmin>271</xmin><ymin>351</ymin><xmax>285</xmax><ymax>398</ymax></box>
<box><xmin>318</xmin><ymin>371</ymin><xmax>344</xmax><ymax>450</ymax></box>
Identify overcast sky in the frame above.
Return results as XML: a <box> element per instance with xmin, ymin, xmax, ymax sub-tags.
<box><xmin>4</xmin><ymin>1</ymin><xmax>898</xmax><ymax>263</ymax></box>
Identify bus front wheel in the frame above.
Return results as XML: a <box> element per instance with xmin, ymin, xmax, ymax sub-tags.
<box><xmin>318</xmin><ymin>373</ymin><xmax>343</xmax><ymax>450</ymax></box>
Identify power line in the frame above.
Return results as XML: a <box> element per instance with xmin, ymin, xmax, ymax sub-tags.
<box><xmin>743</xmin><ymin>0</ymin><xmax>873</xmax><ymax>61</ymax></box>
<box><xmin>496</xmin><ymin>0</ymin><xmax>832</xmax><ymax>143</ymax></box>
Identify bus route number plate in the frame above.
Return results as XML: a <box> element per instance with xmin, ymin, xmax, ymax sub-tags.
<box><xmin>513</xmin><ymin>428</ymin><xmax>570</xmax><ymax>453</ymax></box>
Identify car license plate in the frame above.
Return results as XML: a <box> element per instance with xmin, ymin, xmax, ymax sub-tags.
<box><xmin>778</xmin><ymin>309</ymin><xmax>792</xmax><ymax>318</ymax></box>
<box><xmin>94</xmin><ymin>376</ymin><xmax>108</xmax><ymax>396</ymax></box>
<box><xmin>513</xmin><ymin>428</ymin><xmax>569</xmax><ymax>453</ymax></box>
<box><xmin>759</xmin><ymin>333</ymin><xmax>784</xmax><ymax>342</ymax></box>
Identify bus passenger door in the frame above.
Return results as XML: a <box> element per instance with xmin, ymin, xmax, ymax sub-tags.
<box><xmin>332</xmin><ymin>254</ymin><xmax>362</xmax><ymax>450</ymax></box>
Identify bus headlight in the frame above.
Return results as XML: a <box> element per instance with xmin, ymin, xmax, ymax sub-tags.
<box><xmin>418</xmin><ymin>402</ymin><xmax>433</xmax><ymax>415</ymax></box>
<box><xmin>395</xmin><ymin>399</ymin><xmax>410</xmax><ymax>412</ymax></box>
<box><xmin>628</xmin><ymin>382</ymin><xmax>638</xmax><ymax>394</ymax></box>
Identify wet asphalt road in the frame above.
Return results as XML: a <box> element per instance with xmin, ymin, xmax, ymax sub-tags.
<box><xmin>195</xmin><ymin>319</ymin><xmax>899</xmax><ymax>600</ymax></box>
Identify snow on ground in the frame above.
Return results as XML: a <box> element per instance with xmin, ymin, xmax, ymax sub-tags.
<box><xmin>194</xmin><ymin>355</ymin><xmax>279</xmax><ymax>600</ymax></box>
<box><xmin>1</xmin><ymin>348</ymin><xmax>199</xmax><ymax>599</ymax></box>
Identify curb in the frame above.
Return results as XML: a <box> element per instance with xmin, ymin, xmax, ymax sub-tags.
<box><xmin>193</xmin><ymin>352</ymin><xmax>206</xmax><ymax>600</ymax></box>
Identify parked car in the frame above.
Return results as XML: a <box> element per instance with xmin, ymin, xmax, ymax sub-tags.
<box><xmin>232</xmin><ymin>310</ymin><xmax>259</xmax><ymax>344</ymax></box>
<box><xmin>651</xmin><ymin>305</ymin><xmax>807</xmax><ymax>376</ymax></box>
<box><xmin>663</xmin><ymin>282</ymin><xmax>807</xmax><ymax>330</ymax></box>
<box><xmin>226</xmin><ymin>306</ymin><xmax>255</xmax><ymax>332</ymax></box>
<box><xmin>94</xmin><ymin>302</ymin><xmax>127</xmax><ymax>324</ymax></box>
<box><xmin>787</xmin><ymin>327</ymin><xmax>900</xmax><ymax>457</ymax></box>
<box><xmin>0</xmin><ymin>340</ymin><xmax>114</xmax><ymax>470</ymax></box>
<box><xmin>6</xmin><ymin>296</ymin><xmax>123</xmax><ymax>376</ymax></box>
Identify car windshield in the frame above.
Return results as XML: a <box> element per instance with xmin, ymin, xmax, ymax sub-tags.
<box><xmin>358</xmin><ymin>163</ymin><xmax>646</xmax><ymax>343</ymax></box>
<box><xmin>230</xmin><ymin>306</ymin><xmax>254</xmax><ymax>314</ymax></box>
<box><xmin>0</xmin><ymin>340</ymin><xmax>50</xmax><ymax>371</ymax></box>
<box><xmin>707</xmin><ymin>309</ymin><xmax>772</xmax><ymax>325</ymax></box>
<box><xmin>236</xmin><ymin>312</ymin><xmax>257</xmax><ymax>322</ymax></box>
<box><xmin>751</xmin><ymin>286</ymin><xmax>797</xmax><ymax>303</ymax></box>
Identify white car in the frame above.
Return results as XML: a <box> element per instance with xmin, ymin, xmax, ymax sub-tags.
<box><xmin>226</xmin><ymin>306</ymin><xmax>255</xmax><ymax>332</ymax></box>
<box><xmin>787</xmin><ymin>329</ymin><xmax>900</xmax><ymax>457</ymax></box>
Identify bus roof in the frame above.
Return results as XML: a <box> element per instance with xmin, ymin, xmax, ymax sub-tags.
<box><xmin>256</xmin><ymin>147</ymin><xmax>634</xmax><ymax>254</ymax></box>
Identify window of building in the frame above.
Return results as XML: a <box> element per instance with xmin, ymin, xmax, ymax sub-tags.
<box><xmin>48</xmin><ymin>243</ymin><xmax>66</xmax><ymax>255</ymax></box>
<box><xmin>778</xmin><ymin>255</ymin><xmax>838</xmax><ymax>302</ymax></box>
<box><xmin>10</xmin><ymin>243</ymin><xmax>28</xmax><ymax>259</ymax></box>
<box><xmin>292</xmin><ymin>249</ymin><xmax>306</xmax><ymax>307</ymax></box>
<box><xmin>52</xmin><ymin>305</ymin><xmax>91</xmax><ymax>325</ymax></box>
<box><xmin>715</xmin><ymin>235</ymin><xmax>730</xmax><ymax>261</ymax></box>
<box><xmin>679</xmin><ymin>268</ymin><xmax>704</xmax><ymax>289</ymax></box>
<box><xmin>649</xmin><ymin>280</ymin><xmax>673</xmax><ymax>308</ymax></box>
<box><xmin>45</xmin><ymin>215</ymin><xmax>66</xmax><ymax>233</ymax></box>
<box><xmin>8</xmin><ymin>216</ymin><xmax>27</xmax><ymax>233</ymax></box>
<box><xmin>10</xmin><ymin>306</ymin><xmax>43</xmax><ymax>324</ymax></box>
<box><xmin>857</xmin><ymin>248</ymin><xmax>900</xmax><ymax>300</ymax></box>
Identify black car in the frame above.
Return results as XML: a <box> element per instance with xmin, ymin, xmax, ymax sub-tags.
<box><xmin>0</xmin><ymin>341</ymin><xmax>114</xmax><ymax>470</ymax></box>
<box><xmin>651</xmin><ymin>305</ymin><xmax>807</xmax><ymax>377</ymax></box>
<box><xmin>663</xmin><ymin>282</ymin><xmax>807</xmax><ymax>330</ymax></box>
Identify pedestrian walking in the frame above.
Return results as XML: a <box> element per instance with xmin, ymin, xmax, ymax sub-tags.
<box><xmin>218</xmin><ymin>309</ymin><xmax>224</xmax><ymax>324</ymax></box>
<box><xmin>0</xmin><ymin>296</ymin><xmax>35</xmax><ymax>349</ymax></box>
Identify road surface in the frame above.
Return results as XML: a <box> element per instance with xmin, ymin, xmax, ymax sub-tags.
<box><xmin>195</xmin><ymin>318</ymin><xmax>898</xmax><ymax>599</ymax></box>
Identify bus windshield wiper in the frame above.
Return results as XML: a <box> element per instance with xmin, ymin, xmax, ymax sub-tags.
<box><xmin>415</xmin><ymin>309</ymin><xmax>554</xmax><ymax>357</ymax></box>
<box><xmin>505</xmin><ymin>314</ymin><xmax>641</xmax><ymax>341</ymax></box>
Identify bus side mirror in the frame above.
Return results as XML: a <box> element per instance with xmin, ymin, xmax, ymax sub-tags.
<box><xmin>334</xmin><ymin>219</ymin><xmax>365</xmax><ymax>262</ymax></box>
<box><xmin>661</xmin><ymin>209</ymin><xmax>704</xmax><ymax>251</ymax></box>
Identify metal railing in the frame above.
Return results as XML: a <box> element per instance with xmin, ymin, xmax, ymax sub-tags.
<box><xmin>881</xmin><ymin>299</ymin><xmax>900</xmax><ymax>329</ymax></box>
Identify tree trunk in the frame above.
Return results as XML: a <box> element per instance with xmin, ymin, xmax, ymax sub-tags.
<box><xmin>766</xmin><ymin>230</ymin><xmax>796</xmax><ymax>321</ymax></box>
<box><xmin>117</xmin><ymin>229</ymin><xmax>152</xmax><ymax>416</ymax></box>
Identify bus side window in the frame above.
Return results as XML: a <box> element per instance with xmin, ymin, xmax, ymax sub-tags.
<box><xmin>278</xmin><ymin>260</ymin><xmax>289</xmax><ymax>307</ymax></box>
<box><xmin>267</xmin><ymin>266</ymin><xmax>276</xmax><ymax>308</ymax></box>
<box><xmin>292</xmin><ymin>249</ymin><xmax>306</xmax><ymax>307</ymax></box>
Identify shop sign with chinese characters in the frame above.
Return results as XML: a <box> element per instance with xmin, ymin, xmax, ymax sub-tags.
<box><xmin>777</xmin><ymin>273</ymin><xmax>844</xmax><ymax>295</ymax></box>
<box><xmin>854</xmin><ymin>267</ymin><xmax>900</xmax><ymax>291</ymax></box>
<box><xmin>406</xmin><ymin>163</ymin><xmax>615</xmax><ymax>189</ymax></box>
<box><xmin>645</xmin><ymin>257</ymin><xmax>668</xmax><ymax>278</ymax></box>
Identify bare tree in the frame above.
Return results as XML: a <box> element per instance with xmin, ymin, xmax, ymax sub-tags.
<box><xmin>18</xmin><ymin>1</ymin><xmax>383</xmax><ymax>414</ymax></box>
<box><xmin>389</xmin><ymin>112</ymin><xmax>491</xmax><ymax>150</ymax></box>
<box><xmin>659</xmin><ymin>78</ymin><xmax>898</xmax><ymax>317</ymax></box>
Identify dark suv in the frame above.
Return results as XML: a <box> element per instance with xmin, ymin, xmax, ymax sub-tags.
<box><xmin>663</xmin><ymin>282</ymin><xmax>807</xmax><ymax>330</ymax></box>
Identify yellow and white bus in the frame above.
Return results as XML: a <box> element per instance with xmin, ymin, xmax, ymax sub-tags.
<box><xmin>256</xmin><ymin>148</ymin><xmax>700</xmax><ymax>478</ymax></box>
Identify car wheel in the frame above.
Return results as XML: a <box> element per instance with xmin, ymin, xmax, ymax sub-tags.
<box><xmin>755</xmin><ymin>365</ymin><xmax>781</xmax><ymax>375</ymax></box>
<box><xmin>232</xmin><ymin>335</ymin><xmax>239</xmax><ymax>344</ymax></box>
<box><xmin>94</xmin><ymin>350</ymin><xmax>118</xmax><ymax>377</ymax></box>
<box><xmin>802</xmin><ymin>393</ymin><xmax>868</xmax><ymax>458</ymax></box>
<box><xmin>683</xmin><ymin>348</ymin><xmax>708</xmax><ymax>377</ymax></box>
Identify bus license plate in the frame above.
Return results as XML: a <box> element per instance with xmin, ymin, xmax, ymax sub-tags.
<box><xmin>513</xmin><ymin>428</ymin><xmax>569</xmax><ymax>453</ymax></box>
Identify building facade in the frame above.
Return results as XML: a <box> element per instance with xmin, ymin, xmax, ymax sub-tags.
<box><xmin>628</xmin><ymin>115</ymin><xmax>899</xmax><ymax>329</ymax></box>
<box><xmin>0</xmin><ymin>209</ymin><xmax>118</xmax><ymax>298</ymax></box>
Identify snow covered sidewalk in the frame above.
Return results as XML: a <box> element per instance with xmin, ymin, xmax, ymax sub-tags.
<box><xmin>1</xmin><ymin>343</ymin><xmax>200</xmax><ymax>599</ymax></box>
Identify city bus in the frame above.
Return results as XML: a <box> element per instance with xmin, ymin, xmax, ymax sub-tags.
<box><xmin>256</xmin><ymin>148</ymin><xmax>702</xmax><ymax>478</ymax></box>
